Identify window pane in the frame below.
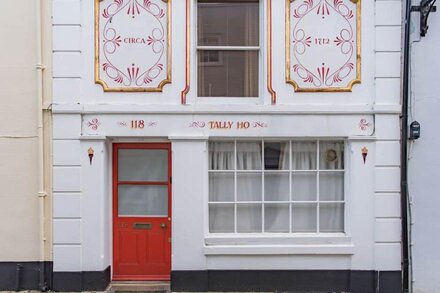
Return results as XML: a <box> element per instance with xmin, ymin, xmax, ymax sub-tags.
<box><xmin>292</xmin><ymin>172</ymin><xmax>317</xmax><ymax>201</ymax></box>
<box><xmin>237</xmin><ymin>141</ymin><xmax>262</xmax><ymax>170</ymax></box>
<box><xmin>209</xmin><ymin>142</ymin><xmax>235</xmax><ymax>170</ymax></box>
<box><xmin>118</xmin><ymin>185</ymin><xmax>168</xmax><ymax>216</ymax></box>
<box><xmin>292</xmin><ymin>203</ymin><xmax>317</xmax><ymax>232</ymax></box>
<box><xmin>265</xmin><ymin>204</ymin><xmax>289</xmax><ymax>233</ymax></box>
<box><xmin>264</xmin><ymin>142</ymin><xmax>289</xmax><ymax>170</ymax></box>
<box><xmin>320</xmin><ymin>141</ymin><xmax>344</xmax><ymax>170</ymax></box>
<box><xmin>198</xmin><ymin>1</ymin><xmax>259</xmax><ymax>46</ymax></box>
<box><xmin>207</xmin><ymin>140</ymin><xmax>345</xmax><ymax>234</ymax></box>
<box><xmin>237</xmin><ymin>172</ymin><xmax>262</xmax><ymax>201</ymax></box>
<box><xmin>319</xmin><ymin>172</ymin><xmax>344</xmax><ymax>201</ymax></box>
<box><xmin>292</xmin><ymin>142</ymin><xmax>317</xmax><ymax>170</ymax></box>
<box><xmin>264</xmin><ymin>173</ymin><xmax>289</xmax><ymax>201</ymax></box>
<box><xmin>118</xmin><ymin>149</ymin><xmax>168</xmax><ymax>181</ymax></box>
<box><xmin>209</xmin><ymin>204</ymin><xmax>234</xmax><ymax>233</ymax></box>
<box><xmin>198</xmin><ymin>50</ymin><xmax>259</xmax><ymax>97</ymax></box>
<box><xmin>209</xmin><ymin>173</ymin><xmax>234</xmax><ymax>202</ymax></box>
<box><xmin>237</xmin><ymin>203</ymin><xmax>262</xmax><ymax>232</ymax></box>
<box><xmin>320</xmin><ymin>203</ymin><xmax>344</xmax><ymax>232</ymax></box>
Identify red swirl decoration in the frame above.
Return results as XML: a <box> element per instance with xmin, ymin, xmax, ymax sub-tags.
<box><xmin>98</xmin><ymin>0</ymin><xmax>169</xmax><ymax>90</ymax></box>
<box><xmin>289</xmin><ymin>0</ymin><xmax>359</xmax><ymax>91</ymax></box>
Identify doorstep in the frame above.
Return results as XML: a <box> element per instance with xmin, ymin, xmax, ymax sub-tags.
<box><xmin>106</xmin><ymin>281</ymin><xmax>170</xmax><ymax>293</ymax></box>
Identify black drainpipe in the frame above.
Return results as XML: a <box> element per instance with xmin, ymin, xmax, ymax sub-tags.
<box><xmin>401</xmin><ymin>0</ymin><xmax>411</xmax><ymax>292</ymax></box>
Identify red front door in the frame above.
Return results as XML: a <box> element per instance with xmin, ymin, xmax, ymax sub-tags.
<box><xmin>112</xmin><ymin>143</ymin><xmax>171</xmax><ymax>280</ymax></box>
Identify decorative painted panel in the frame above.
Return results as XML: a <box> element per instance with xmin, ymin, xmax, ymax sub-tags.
<box><xmin>95</xmin><ymin>0</ymin><xmax>171</xmax><ymax>92</ymax></box>
<box><xmin>286</xmin><ymin>0</ymin><xmax>361</xmax><ymax>92</ymax></box>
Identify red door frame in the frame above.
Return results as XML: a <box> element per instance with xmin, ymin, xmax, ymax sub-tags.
<box><xmin>112</xmin><ymin>143</ymin><xmax>172</xmax><ymax>281</ymax></box>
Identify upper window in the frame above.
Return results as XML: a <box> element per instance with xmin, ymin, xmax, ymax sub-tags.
<box><xmin>197</xmin><ymin>0</ymin><xmax>259</xmax><ymax>97</ymax></box>
<box><xmin>208</xmin><ymin>140</ymin><xmax>345</xmax><ymax>234</ymax></box>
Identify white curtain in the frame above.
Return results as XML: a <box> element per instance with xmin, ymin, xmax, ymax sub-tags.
<box><xmin>236</xmin><ymin>142</ymin><xmax>262</xmax><ymax>170</ymax></box>
<box><xmin>209</xmin><ymin>141</ymin><xmax>263</xmax><ymax>232</ymax></box>
<box><xmin>290</xmin><ymin>142</ymin><xmax>344</xmax><ymax>232</ymax></box>
<box><xmin>209</xmin><ymin>141</ymin><xmax>344</xmax><ymax>233</ymax></box>
<box><xmin>292</xmin><ymin>203</ymin><xmax>317</xmax><ymax>232</ymax></box>
<box><xmin>209</xmin><ymin>142</ymin><xmax>235</xmax><ymax>170</ymax></box>
<box><xmin>320</xmin><ymin>203</ymin><xmax>344</xmax><ymax>232</ymax></box>
<box><xmin>290</xmin><ymin>142</ymin><xmax>317</xmax><ymax>231</ymax></box>
<box><xmin>278</xmin><ymin>142</ymin><xmax>290</xmax><ymax>170</ymax></box>
<box><xmin>292</xmin><ymin>142</ymin><xmax>317</xmax><ymax>170</ymax></box>
<box><xmin>209</xmin><ymin>141</ymin><xmax>236</xmax><ymax>232</ymax></box>
<box><xmin>264</xmin><ymin>142</ymin><xmax>289</xmax><ymax>232</ymax></box>
<box><xmin>236</xmin><ymin>142</ymin><xmax>262</xmax><ymax>232</ymax></box>
<box><xmin>319</xmin><ymin>142</ymin><xmax>344</xmax><ymax>232</ymax></box>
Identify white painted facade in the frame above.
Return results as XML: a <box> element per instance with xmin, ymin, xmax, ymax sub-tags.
<box><xmin>0</xmin><ymin>0</ymin><xmax>52</xmax><ymax>263</ymax></box>
<box><xmin>407</xmin><ymin>1</ymin><xmax>440</xmax><ymax>292</ymax></box>
<box><xmin>51</xmin><ymin>0</ymin><xmax>403</xmax><ymax>288</ymax></box>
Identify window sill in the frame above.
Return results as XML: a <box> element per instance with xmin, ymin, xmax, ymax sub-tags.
<box><xmin>195</xmin><ymin>97</ymin><xmax>261</xmax><ymax>105</ymax></box>
<box><xmin>204</xmin><ymin>234</ymin><xmax>354</xmax><ymax>255</ymax></box>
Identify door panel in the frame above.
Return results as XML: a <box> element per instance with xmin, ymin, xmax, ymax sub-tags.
<box><xmin>118</xmin><ymin>185</ymin><xmax>168</xmax><ymax>216</ymax></box>
<box><xmin>118</xmin><ymin>149</ymin><xmax>169</xmax><ymax>182</ymax></box>
<box><xmin>113</xmin><ymin>143</ymin><xmax>171</xmax><ymax>281</ymax></box>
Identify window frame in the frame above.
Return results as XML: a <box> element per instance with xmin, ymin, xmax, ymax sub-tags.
<box><xmin>195</xmin><ymin>0</ymin><xmax>264</xmax><ymax>101</ymax></box>
<box><xmin>206</xmin><ymin>139</ymin><xmax>349</xmax><ymax>235</ymax></box>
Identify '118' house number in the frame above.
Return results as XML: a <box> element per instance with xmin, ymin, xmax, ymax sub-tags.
<box><xmin>131</xmin><ymin>120</ymin><xmax>145</xmax><ymax>129</ymax></box>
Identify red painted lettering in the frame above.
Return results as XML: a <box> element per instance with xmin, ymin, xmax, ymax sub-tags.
<box><xmin>237</xmin><ymin>121</ymin><xmax>250</xmax><ymax>129</ymax></box>
<box><xmin>123</xmin><ymin>37</ymin><xmax>148</xmax><ymax>44</ymax></box>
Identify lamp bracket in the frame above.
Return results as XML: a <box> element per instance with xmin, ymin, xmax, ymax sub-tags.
<box><xmin>411</xmin><ymin>0</ymin><xmax>437</xmax><ymax>37</ymax></box>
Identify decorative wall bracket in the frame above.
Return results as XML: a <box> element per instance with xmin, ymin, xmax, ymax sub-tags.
<box><xmin>95</xmin><ymin>0</ymin><xmax>171</xmax><ymax>92</ymax></box>
<box><xmin>286</xmin><ymin>0</ymin><xmax>361</xmax><ymax>92</ymax></box>
<box><xmin>411</xmin><ymin>0</ymin><xmax>437</xmax><ymax>37</ymax></box>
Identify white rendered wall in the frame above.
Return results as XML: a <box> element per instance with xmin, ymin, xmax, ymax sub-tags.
<box><xmin>171</xmin><ymin>139</ymin><xmax>208</xmax><ymax>270</ymax></box>
<box><xmin>51</xmin><ymin>0</ymin><xmax>403</xmax><ymax>275</ymax></box>
<box><xmin>373</xmin><ymin>0</ymin><xmax>403</xmax><ymax>273</ymax></box>
<box><xmin>0</xmin><ymin>1</ymin><xmax>52</xmax><ymax>262</ymax></box>
<box><xmin>408</xmin><ymin>2</ymin><xmax>440</xmax><ymax>292</ymax></box>
<box><xmin>52</xmin><ymin>0</ymin><xmax>403</xmax><ymax>111</ymax></box>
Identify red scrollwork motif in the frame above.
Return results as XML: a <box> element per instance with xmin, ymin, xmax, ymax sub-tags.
<box><xmin>289</xmin><ymin>0</ymin><xmax>359</xmax><ymax>91</ymax></box>
<box><xmin>252</xmin><ymin>122</ymin><xmax>268</xmax><ymax>128</ymax></box>
<box><xmin>87</xmin><ymin>118</ymin><xmax>101</xmax><ymax>131</ymax></box>
<box><xmin>99</xmin><ymin>0</ymin><xmax>168</xmax><ymax>89</ymax></box>
<box><xmin>293</xmin><ymin>0</ymin><xmax>314</xmax><ymax>18</ymax></box>
<box><xmin>359</xmin><ymin>118</ymin><xmax>371</xmax><ymax>131</ymax></box>
<box><xmin>189</xmin><ymin>121</ymin><xmax>206</xmax><ymax>128</ymax></box>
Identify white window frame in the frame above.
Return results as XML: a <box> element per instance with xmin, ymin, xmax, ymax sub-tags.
<box><xmin>194</xmin><ymin>0</ymin><xmax>264</xmax><ymax>103</ymax></box>
<box><xmin>198</xmin><ymin>35</ymin><xmax>225</xmax><ymax>66</ymax></box>
<box><xmin>204</xmin><ymin>139</ymin><xmax>353</xmax><ymax>254</ymax></box>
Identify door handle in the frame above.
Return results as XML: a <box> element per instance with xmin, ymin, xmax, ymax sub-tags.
<box><xmin>160</xmin><ymin>223</ymin><xmax>167</xmax><ymax>229</ymax></box>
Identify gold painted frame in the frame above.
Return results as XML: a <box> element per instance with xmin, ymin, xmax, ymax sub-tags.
<box><xmin>285</xmin><ymin>0</ymin><xmax>361</xmax><ymax>92</ymax></box>
<box><xmin>95</xmin><ymin>0</ymin><xmax>172</xmax><ymax>92</ymax></box>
